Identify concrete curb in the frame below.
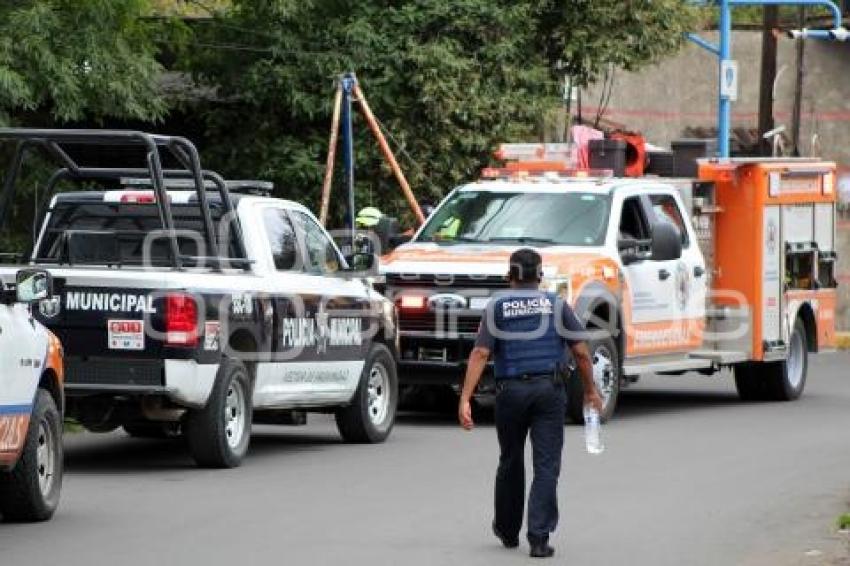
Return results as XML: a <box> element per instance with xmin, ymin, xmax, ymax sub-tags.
<box><xmin>837</xmin><ymin>332</ymin><xmax>850</xmax><ymax>350</ymax></box>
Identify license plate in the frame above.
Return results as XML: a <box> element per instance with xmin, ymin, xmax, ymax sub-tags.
<box><xmin>108</xmin><ymin>319</ymin><xmax>144</xmax><ymax>350</ymax></box>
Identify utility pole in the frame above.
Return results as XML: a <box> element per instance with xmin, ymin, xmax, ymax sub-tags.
<box><xmin>758</xmin><ymin>6</ymin><xmax>779</xmax><ymax>156</ymax></box>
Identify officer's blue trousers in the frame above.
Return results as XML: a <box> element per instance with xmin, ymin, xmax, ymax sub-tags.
<box><xmin>493</xmin><ymin>377</ymin><xmax>566</xmax><ymax>544</ymax></box>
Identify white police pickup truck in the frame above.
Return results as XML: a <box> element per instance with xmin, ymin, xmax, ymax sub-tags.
<box><xmin>0</xmin><ymin>129</ymin><xmax>399</xmax><ymax>468</ymax></box>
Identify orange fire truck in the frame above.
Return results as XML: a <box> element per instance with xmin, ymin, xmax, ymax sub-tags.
<box><xmin>381</xmin><ymin>153</ymin><xmax>838</xmax><ymax>422</ymax></box>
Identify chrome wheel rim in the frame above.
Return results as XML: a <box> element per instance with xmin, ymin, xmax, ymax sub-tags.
<box><xmin>224</xmin><ymin>379</ymin><xmax>247</xmax><ymax>449</ymax></box>
<box><xmin>592</xmin><ymin>345</ymin><xmax>616</xmax><ymax>409</ymax></box>
<box><xmin>367</xmin><ymin>362</ymin><xmax>391</xmax><ymax>426</ymax></box>
<box><xmin>36</xmin><ymin>418</ymin><xmax>56</xmax><ymax>497</ymax></box>
<box><xmin>787</xmin><ymin>329</ymin><xmax>805</xmax><ymax>389</ymax></box>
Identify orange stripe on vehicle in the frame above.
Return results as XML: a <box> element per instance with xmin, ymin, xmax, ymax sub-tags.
<box><xmin>0</xmin><ymin>414</ymin><xmax>30</xmax><ymax>462</ymax></box>
<box><xmin>626</xmin><ymin>318</ymin><xmax>706</xmax><ymax>356</ymax></box>
<box><xmin>44</xmin><ymin>332</ymin><xmax>65</xmax><ymax>384</ymax></box>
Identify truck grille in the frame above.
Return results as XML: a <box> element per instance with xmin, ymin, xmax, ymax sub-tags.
<box><xmin>65</xmin><ymin>358</ymin><xmax>165</xmax><ymax>387</ymax></box>
<box><xmin>386</xmin><ymin>273</ymin><xmax>508</xmax><ymax>290</ymax></box>
<box><xmin>399</xmin><ymin>312</ymin><xmax>482</xmax><ymax>335</ymax></box>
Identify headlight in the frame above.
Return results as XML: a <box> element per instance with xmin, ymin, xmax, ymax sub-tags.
<box><xmin>541</xmin><ymin>276</ymin><xmax>572</xmax><ymax>303</ymax></box>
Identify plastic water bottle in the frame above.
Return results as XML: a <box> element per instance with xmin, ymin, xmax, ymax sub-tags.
<box><xmin>583</xmin><ymin>405</ymin><xmax>605</xmax><ymax>454</ymax></box>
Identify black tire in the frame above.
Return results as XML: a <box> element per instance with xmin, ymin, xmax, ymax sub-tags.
<box><xmin>336</xmin><ymin>343</ymin><xmax>398</xmax><ymax>443</ymax></box>
<box><xmin>567</xmin><ymin>336</ymin><xmax>621</xmax><ymax>424</ymax></box>
<box><xmin>185</xmin><ymin>359</ymin><xmax>252</xmax><ymax>468</ymax></box>
<box><xmin>123</xmin><ymin>421</ymin><xmax>181</xmax><ymax>439</ymax></box>
<box><xmin>734</xmin><ymin>363</ymin><xmax>768</xmax><ymax>401</ymax></box>
<box><xmin>0</xmin><ymin>389</ymin><xmax>63</xmax><ymax>522</ymax></box>
<box><xmin>735</xmin><ymin>319</ymin><xmax>808</xmax><ymax>402</ymax></box>
<box><xmin>765</xmin><ymin>319</ymin><xmax>808</xmax><ymax>401</ymax></box>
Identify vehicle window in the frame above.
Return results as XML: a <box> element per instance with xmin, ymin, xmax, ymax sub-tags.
<box><xmin>262</xmin><ymin>208</ymin><xmax>299</xmax><ymax>270</ymax></box>
<box><xmin>650</xmin><ymin>194</ymin><xmax>689</xmax><ymax>247</ymax></box>
<box><xmin>34</xmin><ymin>201</ymin><xmax>244</xmax><ymax>266</ymax></box>
<box><xmin>618</xmin><ymin>197</ymin><xmax>651</xmax><ymax>241</ymax></box>
<box><xmin>416</xmin><ymin>190</ymin><xmax>610</xmax><ymax>246</ymax></box>
<box><xmin>291</xmin><ymin>211</ymin><xmax>342</xmax><ymax>274</ymax></box>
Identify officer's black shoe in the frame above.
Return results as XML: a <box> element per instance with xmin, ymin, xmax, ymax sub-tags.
<box><xmin>529</xmin><ymin>541</ymin><xmax>555</xmax><ymax>558</ymax></box>
<box><xmin>492</xmin><ymin>521</ymin><xmax>519</xmax><ymax>548</ymax></box>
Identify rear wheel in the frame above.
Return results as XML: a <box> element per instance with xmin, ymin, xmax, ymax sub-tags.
<box><xmin>733</xmin><ymin>363</ymin><xmax>767</xmax><ymax>401</ymax></box>
<box><xmin>336</xmin><ymin>344</ymin><xmax>398</xmax><ymax>443</ymax></box>
<box><xmin>185</xmin><ymin>359</ymin><xmax>252</xmax><ymax>468</ymax></box>
<box><xmin>567</xmin><ymin>336</ymin><xmax>620</xmax><ymax>424</ymax></box>
<box><xmin>735</xmin><ymin>319</ymin><xmax>808</xmax><ymax>401</ymax></box>
<box><xmin>0</xmin><ymin>389</ymin><xmax>63</xmax><ymax>522</ymax></box>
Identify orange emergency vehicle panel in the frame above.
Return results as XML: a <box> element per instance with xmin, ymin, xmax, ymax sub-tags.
<box><xmin>700</xmin><ymin>159</ymin><xmax>838</xmax><ymax>360</ymax></box>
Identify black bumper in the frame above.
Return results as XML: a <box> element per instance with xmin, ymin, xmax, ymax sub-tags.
<box><xmin>397</xmin><ymin>332</ymin><xmax>494</xmax><ymax>386</ymax></box>
<box><xmin>64</xmin><ymin>357</ymin><xmax>165</xmax><ymax>394</ymax></box>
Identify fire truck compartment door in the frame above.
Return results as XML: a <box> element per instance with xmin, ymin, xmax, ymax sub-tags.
<box><xmin>814</xmin><ymin>203</ymin><xmax>834</xmax><ymax>251</ymax></box>
<box><xmin>782</xmin><ymin>204</ymin><xmax>814</xmax><ymax>243</ymax></box>
<box><xmin>762</xmin><ymin>206</ymin><xmax>783</xmax><ymax>343</ymax></box>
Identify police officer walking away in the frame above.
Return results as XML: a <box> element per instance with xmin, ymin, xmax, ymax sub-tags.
<box><xmin>458</xmin><ymin>248</ymin><xmax>603</xmax><ymax>558</ymax></box>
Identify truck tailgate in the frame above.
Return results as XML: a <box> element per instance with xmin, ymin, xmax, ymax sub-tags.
<box><xmin>0</xmin><ymin>267</ymin><xmax>176</xmax><ymax>387</ymax></box>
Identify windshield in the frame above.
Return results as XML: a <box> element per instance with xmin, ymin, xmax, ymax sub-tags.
<box><xmin>417</xmin><ymin>190</ymin><xmax>610</xmax><ymax>246</ymax></box>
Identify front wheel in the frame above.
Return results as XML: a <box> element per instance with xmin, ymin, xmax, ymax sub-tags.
<box><xmin>185</xmin><ymin>359</ymin><xmax>252</xmax><ymax>468</ymax></box>
<box><xmin>567</xmin><ymin>336</ymin><xmax>621</xmax><ymax>424</ymax></box>
<box><xmin>0</xmin><ymin>389</ymin><xmax>63</xmax><ymax>522</ymax></box>
<box><xmin>336</xmin><ymin>344</ymin><xmax>398</xmax><ymax>443</ymax></box>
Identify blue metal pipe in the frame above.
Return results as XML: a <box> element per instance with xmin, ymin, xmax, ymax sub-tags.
<box><xmin>718</xmin><ymin>1</ymin><xmax>733</xmax><ymax>158</ymax></box>
<box><xmin>341</xmin><ymin>72</ymin><xmax>357</xmax><ymax>249</ymax></box>
<box><xmin>791</xmin><ymin>29</ymin><xmax>842</xmax><ymax>38</ymax></box>
<box><xmin>728</xmin><ymin>0</ymin><xmax>842</xmax><ymax>28</ymax></box>
<box><xmin>685</xmin><ymin>32</ymin><xmax>721</xmax><ymax>55</ymax></box>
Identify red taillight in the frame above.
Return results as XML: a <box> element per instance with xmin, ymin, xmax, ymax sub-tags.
<box><xmin>398</xmin><ymin>295</ymin><xmax>427</xmax><ymax>310</ymax></box>
<box><xmin>120</xmin><ymin>192</ymin><xmax>156</xmax><ymax>204</ymax></box>
<box><xmin>165</xmin><ymin>293</ymin><xmax>198</xmax><ymax>347</ymax></box>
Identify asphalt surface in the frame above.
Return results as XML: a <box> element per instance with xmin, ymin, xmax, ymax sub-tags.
<box><xmin>2</xmin><ymin>353</ymin><xmax>849</xmax><ymax>566</ymax></box>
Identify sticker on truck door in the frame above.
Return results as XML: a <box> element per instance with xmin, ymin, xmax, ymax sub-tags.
<box><xmin>108</xmin><ymin>319</ymin><xmax>144</xmax><ymax>350</ymax></box>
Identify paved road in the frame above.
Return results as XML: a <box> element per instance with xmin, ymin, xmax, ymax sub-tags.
<box><xmin>2</xmin><ymin>354</ymin><xmax>849</xmax><ymax>565</ymax></box>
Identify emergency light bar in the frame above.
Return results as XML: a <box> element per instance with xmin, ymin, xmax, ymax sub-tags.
<box><xmin>480</xmin><ymin>168</ymin><xmax>614</xmax><ymax>180</ymax></box>
<box><xmin>494</xmin><ymin>143</ymin><xmax>574</xmax><ymax>162</ymax></box>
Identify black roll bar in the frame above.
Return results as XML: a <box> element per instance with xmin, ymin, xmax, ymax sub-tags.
<box><xmin>0</xmin><ymin>128</ymin><xmax>248</xmax><ymax>271</ymax></box>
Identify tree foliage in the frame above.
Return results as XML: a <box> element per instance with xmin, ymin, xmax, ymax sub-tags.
<box><xmin>0</xmin><ymin>0</ymin><xmax>698</xmax><ymax>231</ymax></box>
<box><xmin>536</xmin><ymin>0</ymin><xmax>697</xmax><ymax>86</ymax></box>
<box><xmin>182</xmin><ymin>0</ymin><xmax>696</xmax><ymax>225</ymax></box>
<box><xmin>0</xmin><ymin>0</ymin><xmax>168</xmax><ymax>125</ymax></box>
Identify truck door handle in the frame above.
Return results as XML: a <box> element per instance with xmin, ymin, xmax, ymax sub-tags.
<box><xmin>658</xmin><ymin>269</ymin><xmax>671</xmax><ymax>281</ymax></box>
<box><xmin>694</xmin><ymin>266</ymin><xmax>705</xmax><ymax>278</ymax></box>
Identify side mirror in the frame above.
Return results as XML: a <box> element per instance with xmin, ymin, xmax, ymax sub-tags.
<box><xmin>345</xmin><ymin>252</ymin><xmax>378</xmax><ymax>276</ymax></box>
<box><xmin>650</xmin><ymin>222</ymin><xmax>683</xmax><ymax>262</ymax></box>
<box><xmin>617</xmin><ymin>237</ymin><xmax>640</xmax><ymax>251</ymax></box>
<box><xmin>16</xmin><ymin>269</ymin><xmax>52</xmax><ymax>303</ymax></box>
